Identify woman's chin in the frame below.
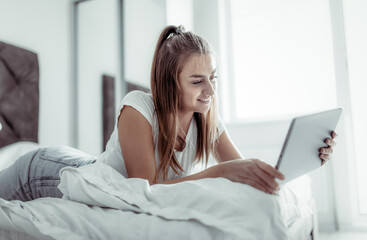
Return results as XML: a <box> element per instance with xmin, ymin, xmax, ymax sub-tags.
<box><xmin>195</xmin><ymin>107</ymin><xmax>211</xmax><ymax>114</ymax></box>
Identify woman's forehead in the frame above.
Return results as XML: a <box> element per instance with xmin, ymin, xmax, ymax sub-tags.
<box><xmin>181</xmin><ymin>54</ymin><xmax>216</xmax><ymax>74</ymax></box>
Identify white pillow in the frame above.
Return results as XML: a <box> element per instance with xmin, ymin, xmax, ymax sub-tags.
<box><xmin>0</xmin><ymin>141</ymin><xmax>40</xmax><ymax>171</ymax></box>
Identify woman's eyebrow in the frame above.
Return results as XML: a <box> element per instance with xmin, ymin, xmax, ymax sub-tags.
<box><xmin>189</xmin><ymin>74</ymin><xmax>206</xmax><ymax>78</ymax></box>
<box><xmin>189</xmin><ymin>69</ymin><xmax>217</xmax><ymax>78</ymax></box>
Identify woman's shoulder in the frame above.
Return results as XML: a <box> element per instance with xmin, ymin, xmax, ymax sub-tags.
<box><xmin>120</xmin><ymin>90</ymin><xmax>155</xmax><ymax>124</ymax></box>
<box><xmin>123</xmin><ymin>90</ymin><xmax>152</xmax><ymax>102</ymax></box>
<box><xmin>122</xmin><ymin>90</ymin><xmax>153</xmax><ymax>108</ymax></box>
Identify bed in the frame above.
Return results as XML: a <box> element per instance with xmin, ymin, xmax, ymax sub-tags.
<box><xmin>0</xmin><ymin>41</ymin><xmax>317</xmax><ymax>240</ymax></box>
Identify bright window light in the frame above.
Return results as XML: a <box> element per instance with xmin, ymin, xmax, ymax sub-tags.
<box><xmin>343</xmin><ymin>0</ymin><xmax>367</xmax><ymax>214</ymax></box>
<box><xmin>230</xmin><ymin>0</ymin><xmax>338</xmax><ymax>120</ymax></box>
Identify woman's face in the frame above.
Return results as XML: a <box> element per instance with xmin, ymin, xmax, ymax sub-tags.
<box><xmin>178</xmin><ymin>54</ymin><xmax>217</xmax><ymax>116</ymax></box>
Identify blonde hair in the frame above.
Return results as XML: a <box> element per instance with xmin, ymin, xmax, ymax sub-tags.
<box><xmin>150</xmin><ymin>25</ymin><xmax>219</xmax><ymax>181</ymax></box>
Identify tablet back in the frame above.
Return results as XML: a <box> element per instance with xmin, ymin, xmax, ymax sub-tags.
<box><xmin>275</xmin><ymin>108</ymin><xmax>342</xmax><ymax>184</ymax></box>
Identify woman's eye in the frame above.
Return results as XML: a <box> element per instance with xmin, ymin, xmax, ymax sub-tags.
<box><xmin>193</xmin><ymin>81</ymin><xmax>202</xmax><ymax>85</ymax></box>
<box><xmin>210</xmin><ymin>76</ymin><xmax>218</xmax><ymax>82</ymax></box>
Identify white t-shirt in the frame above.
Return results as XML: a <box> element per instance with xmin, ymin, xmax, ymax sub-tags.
<box><xmin>97</xmin><ymin>90</ymin><xmax>225</xmax><ymax>180</ymax></box>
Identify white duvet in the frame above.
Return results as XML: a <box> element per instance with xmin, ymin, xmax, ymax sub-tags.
<box><xmin>0</xmin><ymin>162</ymin><xmax>312</xmax><ymax>240</ymax></box>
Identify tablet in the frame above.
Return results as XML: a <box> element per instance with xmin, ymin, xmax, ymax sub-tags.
<box><xmin>275</xmin><ymin>108</ymin><xmax>343</xmax><ymax>184</ymax></box>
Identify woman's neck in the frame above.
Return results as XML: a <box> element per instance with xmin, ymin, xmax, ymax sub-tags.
<box><xmin>177</xmin><ymin>111</ymin><xmax>194</xmax><ymax>135</ymax></box>
<box><xmin>174</xmin><ymin>111</ymin><xmax>193</xmax><ymax>152</ymax></box>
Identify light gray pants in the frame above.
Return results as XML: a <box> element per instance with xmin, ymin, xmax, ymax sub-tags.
<box><xmin>0</xmin><ymin>146</ymin><xmax>96</xmax><ymax>201</ymax></box>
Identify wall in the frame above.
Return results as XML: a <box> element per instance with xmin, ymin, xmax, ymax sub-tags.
<box><xmin>166</xmin><ymin>0</ymin><xmax>193</xmax><ymax>30</ymax></box>
<box><xmin>76</xmin><ymin>0</ymin><xmax>120</xmax><ymax>156</ymax></box>
<box><xmin>0</xmin><ymin>0</ymin><xmax>169</xmax><ymax>156</ymax></box>
<box><xmin>123</xmin><ymin>0</ymin><xmax>166</xmax><ymax>88</ymax></box>
<box><xmin>75</xmin><ymin>0</ymin><xmax>168</xmax><ymax>156</ymax></box>
<box><xmin>0</xmin><ymin>0</ymin><xmax>73</xmax><ymax>147</ymax></box>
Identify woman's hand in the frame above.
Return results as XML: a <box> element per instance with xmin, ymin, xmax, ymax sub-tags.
<box><xmin>319</xmin><ymin>131</ymin><xmax>338</xmax><ymax>165</ymax></box>
<box><xmin>210</xmin><ymin>159</ymin><xmax>285</xmax><ymax>194</ymax></box>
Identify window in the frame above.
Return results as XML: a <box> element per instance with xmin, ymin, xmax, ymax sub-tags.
<box><xmin>228</xmin><ymin>0</ymin><xmax>338</xmax><ymax>121</ymax></box>
<box><xmin>343</xmin><ymin>0</ymin><xmax>367</xmax><ymax>215</ymax></box>
<box><xmin>224</xmin><ymin>0</ymin><xmax>367</xmax><ymax>229</ymax></box>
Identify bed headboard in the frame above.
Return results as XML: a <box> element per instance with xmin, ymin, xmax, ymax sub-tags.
<box><xmin>0</xmin><ymin>41</ymin><xmax>39</xmax><ymax>148</ymax></box>
<box><xmin>102</xmin><ymin>74</ymin><xmax>115</xmax><ymax>150</ymax></box>
<box><xmin>102</xmin><ymin>78</ymin><xmax>150</xmax><ymax>150</ymax></box>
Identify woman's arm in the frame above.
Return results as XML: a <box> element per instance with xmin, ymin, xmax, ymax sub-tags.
<box><xmin>118</xmin><ymin>108</ymin><xmax>282</xmax><ymax>193</ymax></box>
<box><xmin>212</xmin><ymin>130</ymin><xmax>243</xmax><ymax>162</ymax></box>
<box><xmin>118</xmin><ymin>106</ymin><xmax>157</xmax><ymax>185</ymax></box>
<box><xmin>118</xmin><ymin>106</ymin><xmax>218</xmax><ymax>185</ymax></box>
<box><xmin>211</xmin><ymin>130</ymin><xmax>284</xmax><ymax>193</ymax></box>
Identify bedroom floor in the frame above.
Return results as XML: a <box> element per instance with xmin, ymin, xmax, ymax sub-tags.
<box><xmin>319</xmin><ymin>231</ymin><xmax>367</xmax><ymax>240</ymax></box>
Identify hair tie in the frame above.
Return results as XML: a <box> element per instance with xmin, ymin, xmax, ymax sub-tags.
<box><xmin>166</xmin><ymin>33</ymin><xmax>174</xmax><ymax>40</ymax></box>
<box><xmin>166</xmin><ymin>26</ymin><xmax>185</xmax><ymax>40</ymax></box>
<box><xmin>176</xmin><ymin>25</ymin><xmax>185</xmax><ymax>34</ymax></box>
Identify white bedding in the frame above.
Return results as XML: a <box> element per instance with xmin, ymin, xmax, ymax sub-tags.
<box><xmin>0</xmin><ymin>161</ymin><xmax>313</xmax><ymax>240</ymax></box>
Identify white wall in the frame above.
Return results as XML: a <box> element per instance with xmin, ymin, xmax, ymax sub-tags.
<box><xmin>123</xmin><ymin>0</ymin><xmax>166</xmax><ymax>88</ymax></box>
<box><xmin>77</xmin><ymin>0</ymin><xmax>120</xmax><ymax>156</ymax></box>
<box><xmin>0</xmin><ymin>0</ymin><xmax>73</xmax><ymax>147</ymax></box>
<box><xmin>166</xmin><ymin>0</ymin><xmax>194</xmax><ymax>31</ymax></box>
<box><xmin>76</xmin><ymin>0</ymin><xmax>170</xmax><ymax>155</ymax></box>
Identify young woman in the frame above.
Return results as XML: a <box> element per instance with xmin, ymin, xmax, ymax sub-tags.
<box><xmin>0</xmin><ymin>25</ymin><xmax>337</xmax><ymax>201</ymax></box>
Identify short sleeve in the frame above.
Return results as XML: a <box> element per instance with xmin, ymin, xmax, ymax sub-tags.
<box><xmin>119</xmin><ymin>91</ymin><xmax>155</xmax><ymax>126</ymax></box>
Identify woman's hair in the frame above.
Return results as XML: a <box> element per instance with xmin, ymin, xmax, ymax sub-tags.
<box><xmin>151</xmin><ymin>25</ymin><xmax>219</xmax><ymax>181</ymax></box>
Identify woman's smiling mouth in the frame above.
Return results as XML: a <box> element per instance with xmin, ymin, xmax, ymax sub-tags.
<box><xmin>198</xmin><ymin>98</ymin><xmax>211</xmax><ymax>103</ymax></box>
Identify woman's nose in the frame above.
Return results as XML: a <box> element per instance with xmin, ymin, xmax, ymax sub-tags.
<box><xmin>204</xmin><ymin>79</ymin><xmax>216</xmax><ymax>96</ymax></box>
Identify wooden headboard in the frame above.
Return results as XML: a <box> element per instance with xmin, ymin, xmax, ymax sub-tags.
<box><xmin>0</xmin><ymin>41</ymin><xmax>39</xmax><ymax>148</ymax></box>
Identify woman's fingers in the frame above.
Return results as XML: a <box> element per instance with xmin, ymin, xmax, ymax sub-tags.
<box><xmin>238</xmin><ymin>162</ymin><xmax>274</xmax><ymax>193</ymax></box>
<box><xmin>245</xmin><ymin>180</ymin><xmax>271</xmax><ymax>194</ymax></box>
<box><xmin>331</xmin><ymin>131</ymin><xmax>338</xmax><ymax>139</ymax></box>
<box><xmin>254</xmin><ymin>160</ymin><xmax>285</xmax><ymax>180</ymax></box>
<box><xmin>319</xmin><ymin>147</ymin><xmax>333</xmax><ymax>154</ymax></box>
<box><xmin>325</xmin><ymin>138</ymin><xmax>336</xmax><ymax>147</ymax></box>
<box><xmin>252</xmin><ymin>167</ymin><xmax>279</xmax><ymax>192</ymax></box>
<box><xmin>319</xmin><ymin>131</ymin><xmax>338</xmax><ymax>163</ymax></box>
<box><xmin>320</xmin><ymin>131</ymin><xmax>337</xmax><ymax>159</ymax></box>
<box><xmin>252</xmin><ymin>160</ymin><xmax>284</xmax><ymax>192</ymax></box>
<box><xmin>320</xmin><ymin>154</ymin><xmax>329</xmax><ymax>166</ymax></box>
<box><xmin>221</xmin><ymin>159</ymin><xmax>285</xmax><ymax>194</ymax></box>
<box><xmin>319</xmin><ymin>153</ymin><xmax>330</xmax><ymax>161</ymax></box>
<box><xmin>319</xmin><ymin>147</ymin><xmax>332</xmax><ymax>165</ymax></box>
